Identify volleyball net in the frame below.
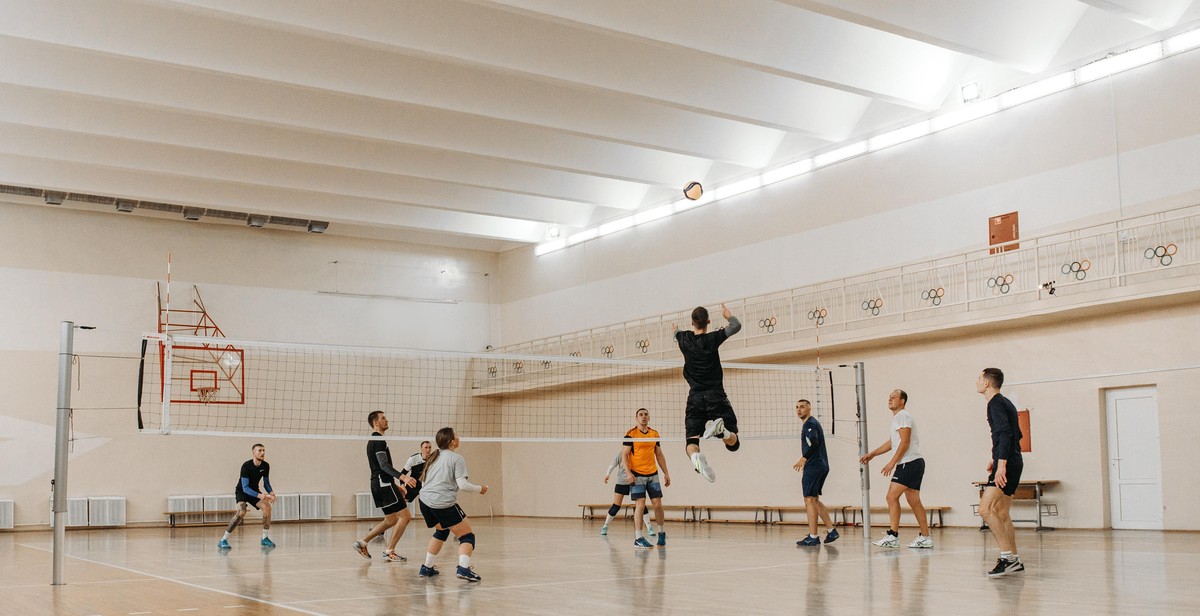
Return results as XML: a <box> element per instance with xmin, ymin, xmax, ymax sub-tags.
<box><xmin>137</xmin><ymin>333</ymin><xmax>840</xmax><ymax>442</ymax></box>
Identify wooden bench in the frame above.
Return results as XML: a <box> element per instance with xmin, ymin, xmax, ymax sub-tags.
<box><xmin>972</xmin><ymin>480</ymin><xmax>1059</xmax><ymax>531</ymax></box>
<box><xmin>694</xmin><ymin>504</ymin><xmax>770</xmax><ymax>524</ymax></box>
<box><xmin>842</xmin><ymin>505</ymin><xmax>949</xmax><ymax>528</ymax></box>
<box><xmin>165</xmin><ymin>510</ymin><xmax>236</xmax><ymax>528</ymax></box>
<box><xmin>578</xmin><ymin>503</ymin><xmax>696</xmax><ymax>522</ymax></box>
<box><xmin>765</xmin><ymin>505</ymin><xmax>851</xmax><ymax>526</ymax></box>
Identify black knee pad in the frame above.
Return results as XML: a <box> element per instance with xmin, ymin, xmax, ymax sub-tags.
<box><xmin>458</xmin><ymin>532</ymin><xmax>476</xmax><ymax>547</ymax></box>
<box><xmin>725</xmin><ymin>439</ymin><xmax>740</xmax><ymax>452</ymax></box>
<box><xmin>608</xmin><ymin>504</ymin><xmax>621</xmax><ymax>517</ymax></box>
<box><xmin>432</xmin><ymin>528</ymin><xmax>450</xmax><ymax>541</ymax></box>
<box><xmin>685</xmin><ymin>437</ymin><xmax>700</xmax><ymax>448</ymax></box>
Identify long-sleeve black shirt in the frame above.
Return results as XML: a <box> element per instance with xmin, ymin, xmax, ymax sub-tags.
<box><xmin>987</xmin><ymin>394</ymin><xmax>1023</xmax><ymax>462</ymax></box>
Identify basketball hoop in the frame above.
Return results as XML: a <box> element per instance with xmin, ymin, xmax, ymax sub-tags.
<box><xmin>196</xmin><ymin>387</ymin><xmax>219</xmax><ymax>404</ymax></box>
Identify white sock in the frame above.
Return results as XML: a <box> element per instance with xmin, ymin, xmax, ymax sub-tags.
<box><xmin>604</xmin><ymin>514</ymin><xmax>614</xmax><ymax>526</ymax></box>
<box><xmin>222</xmin><ymin>531</ymin><xmax>231</xmax><ymax>541</ymax></box>
<box><xmin>656</xmin><ymin>524</ymin><xmax>664</xmax><ymax>534</ymax></box>
<box><xmin>425</xmin><ymin>553</ymin><xmax>436</xmax><ymax>567</ymax></box>
<box><xmin>1000</xmin><ymin>551</ymin><xmax>1014</xmax><ymax>561</ymax></box>
<box><xmin>635</xmin><ymin>530</ymin><xmax>644</xmax><ymax>541</ymax></box>
<box><xmin>262</xmin><ymin>529</ymin><xmax>269</xmax><ymax>539</ymax></box>
<box><xmin>644</xmin><ymin>515</ymin><xmax>653</xmax><ymax>528</ymax></box>
<box><xmin>809</xmin><ymin>534</ymin><xmax>819</xmax><ymax>539</ymax></box>
<box><xmin>458</xmin><ymin>554</ymin><xmax>470</xmax><ymax>568</ymax></box>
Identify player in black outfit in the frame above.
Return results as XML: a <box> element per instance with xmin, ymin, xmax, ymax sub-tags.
<box><xmin>352</xmin><ymin>411</ymin><xmax>416</xmax><ymax>562</ymax></box>
<box><xmin>976</xmin><ymin>367</ymin><xmax>1025</xmax><ymax>577</ymax></box>
<box><xmin>673</xmin><ymin>303</ymin><xmax>741</xmax><ymax>483</ymax></box>
<box><xmin>218</xmin><ymin>443</ymin><xmax>275</xmax><ymax>549</ymax></box>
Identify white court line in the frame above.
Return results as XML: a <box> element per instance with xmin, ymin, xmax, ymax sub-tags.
<box><xmin>16</xmin><ymin>543</ymin><xmax>327</xmax><ymax>616</ymax></box>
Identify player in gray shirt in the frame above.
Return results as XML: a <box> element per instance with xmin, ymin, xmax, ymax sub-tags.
<box><xmin>601</xmin><ymin>448</ymin><xmax>655</xmax><ymax>536</ymax></box>
<box><xmin>417</xmin><ymin>427</ymin><xmax>490</xmax><ymax>582</ymax></box>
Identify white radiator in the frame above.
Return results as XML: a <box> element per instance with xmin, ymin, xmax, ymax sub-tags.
<box><xmin>300</xmin><ymin>493</ymin><xmax>332</xmax><ymax>520</ymax></box>
<box><xmin>88</xmin><ymin>497</ymin><xmax>126</xmax><ymax>527</ymax></box>
<box><xmin>204</xmin><ymin>495</ymin><xmax>237</xmax><ymax>524</ymax></box>
<box><xmin>167</xmin><ymin>495</ymin><xmax>205</xmax><ymax>526</ymax></box>
<box><xmin>273</xmin><ymin>494</ymin><xmax>300</xmax><ymax>521</ymax></box>
<box><xmin>355</xmin><ymin>493</ymin><xmax>384</xmax><ymax>519</ymax></box>
<box><xmin>0</xmin><ymin>499</ymin><xmax>13</xmax><ymax>529</ymax></box>
<box><xmin>50</xmin><ymin>497</ymin><xmax>90</xmax><ymax>528</ymax></box>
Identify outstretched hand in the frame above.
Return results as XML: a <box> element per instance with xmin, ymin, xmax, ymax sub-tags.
<box><xmin>721</xmin><ymin>303</ymin><xmax>732</xmax><ymax>320</ymax></box>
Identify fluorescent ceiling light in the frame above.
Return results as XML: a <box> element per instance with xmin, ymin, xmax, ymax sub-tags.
<box><xmin>1077</xmin><ymin>43</ymin><xmax>1164</xmax><ymax>83</ymax></box>
<box><xmin>930</xmin><ymin>99</ymin><xmax>1000</xmax><ymax>132</ymax></box>
<box><xmin>598</xmin><ymin>216</ymin><xmax>635</xmax><ymax>236</ymax></box>
<box><xmin>710</xmin><ymin>176</ymin><xmax>762</xmax><ymax>202</ymax></box>
<box><xmin>633</xmin><ymin>204</ymin><xmax>673</xmax><ymax>225</ymax></box>
<box><xmin>535</xmin><ymin>239</ymin><xmax>566</xmax><ymax>256</ymax></box>
<box><xmin>999</xmin><ymin>72</ymin><xmax>1075</xmax><ymax>108</ymax></box>
<box><xmin>1165</xmin><ymin>28</ymin><xmax>1200</xmax><ymax>54</ymax></box>
<box><xmin>869</xmin><ymin>121</ymin><xmax>930</xmax><ymax>152</ymax></box>
<box><xmin>814</xmin><ymin>141</ymin><xmax>868</xmax><ymax>168</ymax></box>
<box><xmin>672</xmin><ymin>198</ymin><xmax>699</xmax><ymax>213</ymax></box>
<box><xmin>761</xmin><ymin>159</ymin><xmax>813</xmax><ymax>185</ymax></box>
<box><xmin>567</xmin><ymin>228</ymin><xmax>598</xmax><ymax>245</ymax></box>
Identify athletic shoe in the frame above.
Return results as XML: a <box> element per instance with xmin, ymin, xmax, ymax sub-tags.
<box><xmin>872</xmin><ymin>534</ymin><xmax>899</xmax><ymax>548</ymax></box>
<box><xmin>260</xmin><ymin>537</ymin><xmax>275</xmax><ymax>548</ymax></box>
<box><xmin>419</xmin><ymin>564</ymin><xmax>440</xmax><ymax>577</ymax></box>
<box><xmin>217</xmin><ymin>539</ymin><xmax>231</xmax><ymax>550</ymax></box>
<box><xmin>456</xmin><ymin>565</ymin><xmax>482</xmax><ymax>582</ymax></box>
<box><xmin>656</xmin><ymin>531</ymin><xmax>667</xmax><ymax>547</ymax></box>
<box><xmin>702</xmin><ymin>418</ymin><xmax>726</xmax><ymax>440</ymax></box>
<box><xmin>987</xmin><ymin>557</ymin><xmax>1024</xmax><ymax>577</ymax></box>
<box><xmin>797</xmin><ymin>535</ymin><xmax>821</xmax><ymax>547</ymax></box>
<box><xmin>381</xmin><ymin>550</ymin><xmax>406</xmax><ymax>562</ymax></box>
<box><xmin>824</xmin><ymin>529</ymin><xmax>840</xmax><ymax>544</ymax></box>
<box><xmin>599</xmin><ymin>525</ymin><xmax>608</xmax><ymax>536</ymax></box>
<box><xmin>633</xmin><ymin>537</ymin><xmax>653</xmax><ymax>549</ymax></box>
<box><xmin>908</xmin><ymin>535</ymin><xmax>933</xmax><ymax>549</ymax></box>
<box><xmin>692</xmin><ymin>452</ymin><xmax>716</xmax><ymax>483</ymax></box>
<box><xmin>352</xmin><ymin>540</ymin><xmax>371</xmax><ymax>559</ymax></box>
<box><xmin>645</xmin><ymin>524</ymin><xmax>656</xmax><ymax>537</ymax></box>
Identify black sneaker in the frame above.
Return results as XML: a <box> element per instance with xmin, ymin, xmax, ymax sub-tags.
<box><xmin>987</xmin><ymin>557</ymin><xmax>1024</xmax><ymax>577</ymax></box>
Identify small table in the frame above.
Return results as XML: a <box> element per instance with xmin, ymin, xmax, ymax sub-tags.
<box><xmin>972</xmin><ymin>479</ymin><xmax>1059</xmax><ymax>531</ymax></box>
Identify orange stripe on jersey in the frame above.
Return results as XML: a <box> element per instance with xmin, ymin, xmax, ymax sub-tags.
<box><xmin>624</xmin><ymin>427</ymin><xmax>660</xmax><ymax>476</ymax></box>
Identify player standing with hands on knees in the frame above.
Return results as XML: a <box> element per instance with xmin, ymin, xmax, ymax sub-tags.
<box><xmin>218</xmin><ymin>443</ymin><xmax>276</xmax><ymax>550</ymax></box>
<box><xmin>673</xmin><ymin>303</ymin><xmax>742</xmax><ymax>482</ymax></box>
<box><xmin>860</xmin><ymin>389</ymin><xmax>932</xmax><ymax>548</ymax></box>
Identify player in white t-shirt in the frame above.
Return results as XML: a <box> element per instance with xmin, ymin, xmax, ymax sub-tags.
<box><xmin>860</xmin><ymin>389</ymin><xmax>932</xmax><ymax>548</ymax></box>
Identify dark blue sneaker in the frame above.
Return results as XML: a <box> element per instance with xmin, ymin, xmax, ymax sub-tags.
<box><xmin>797</xmin><ymin>535</ymin><xmax>821</xmax><ymax>547</ymax></box>
<box><xmin>634</xmin><ymin>537</ymin><xmax>653</xmax><ymax>549</ymax></box>
<box><xmin>260</xmin><ymin>537</ymin><xmax>275</xmax><ymax>548</ymax></box>
<box><xmin>456</xmin><ymin>565</ymin><xmax>481</xmax><ymax>582</ymax></box>
<box><xmin>656</xmin><ymin>531</ymin><xmax>666</xmax><ymax>547</ymax></box>
<box><xmin>217</xmin><ymin>538</ymin><xmax>231</xmax><ymax>550</ymax></box>
<box><xmin>824</xmin><ymin>529</ymin><xmax>839</xmax><ymax>544</ymax></box>
<box><xmin>419</xmin><ymin>564</ymin><xmax>440</xmax><ymax>577</ymax></box>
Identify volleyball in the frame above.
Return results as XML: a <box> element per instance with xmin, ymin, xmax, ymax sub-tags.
<box><xmin>683</xmin><ymin>181</ymin><xmax>704</xmax><ymax>201</ymax></box>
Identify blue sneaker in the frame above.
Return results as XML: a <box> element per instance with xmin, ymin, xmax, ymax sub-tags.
<box><xmin>260</xmin><ymin>537</ymin><xmax>275</xmax><ymax>548</ymax></box>
<box><xmin>633</xmin><ymin>537</ymin><xmax>653</xmax><ymax>549</ymax></box>
<box><xmin>824</xmin><ymin>529</ymin><xmax>840</xmax><ymax>544</ymax></box>
<box><xmin>656</xmin><ymin>531</ymin><xmax>666</xmax><ymax>547</ymax></box>
<box><xmin>645</xmin><ymin>524</ymin><xmax>656</xmax><ymax>536</ymax></box>
<box><xmin>419</xmin><ymin>564</ymin><xmax>440</xmax><ymax>577</ymax></box>
<box><xmin>797</xmin><ymin>535</ymin><xmax>821</xmax><ymax>547</ymax></box>
<box><xmin>456</xmin><ymin>565</ymin><xmax>481</xmax><ymax>582</ymax></box>
<box><xmin>217</xmin><ymin>538</ymin><xmax>231</xmax><ymax>550</ymax></box>
<box><xmin>600</xmin><ymin>525</ymin><xmax>608</xmax><ymax>536</ymax></box>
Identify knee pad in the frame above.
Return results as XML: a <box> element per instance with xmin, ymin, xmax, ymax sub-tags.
<box><xmin>458</xmin><ymin>532</ymin><xmax>476</xmax><ymax>547</ymax></box>
<box><xmin>725</xmin><ymin>439</ymin><xmax>740</xmax><ymax>452</ymax></box>
<box><xmin>685</xmin><ymin>437</ymin><xmax>700</xmax><ymax>448</ymax></box>
<box><xmin>608</xmin><ymin>504</ymin><xmax>621</xmax><ymax>517</ymax></box>
<box><xmin>432</xmin><ymin>528</ymin><xmax>450</xmax><ymax>541</ymax></box>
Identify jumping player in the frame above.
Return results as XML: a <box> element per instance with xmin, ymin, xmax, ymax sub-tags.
<box><xmin>673</xmin><ymin>303</ymin><xmax>742</xmax><ymax>482</ymax></box>
<box><xmin>218</xmin><ymin>443</ymin><xmax>276</xmax><ymax>550</ymax></box>
<box><xmin>418</xmin><ymin>427</ymin><xmax>490</xmax><ymax>582</ymax></box>
<box><xmin>352</xmin><ymin>411</ymin><xmax>414</xmax><ymax>562</ymax></box>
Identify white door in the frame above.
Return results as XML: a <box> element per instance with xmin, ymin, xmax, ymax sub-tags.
<box><xmin>1106</xmin><ymin>387</ymin><xmax>1163</xmax><ymax>530</ymax></box>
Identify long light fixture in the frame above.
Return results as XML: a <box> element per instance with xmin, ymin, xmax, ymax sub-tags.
<box><xmin>535</xmin><ymin>27</ymin><xmax>1200</xmax><ymax>256</ymax></box>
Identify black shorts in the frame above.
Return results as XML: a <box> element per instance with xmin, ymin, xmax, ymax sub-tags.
<box><xmin>684</xmin><ymin>390</ymin><xmax>739</xmax><ymax>439</ymax></box>
<box><xmin>613</xmin><ymin>483</ymin><xmax>631</xmax><ymax>496</ymax></box>
<box><xmin>986</xmin><ymin>457</ymin><xmax>1024</xmax><ymax>497</ymax></box>
<box><xmin>404</xmin><ymin>479</ymin><xmax>423</xmax><ymax>503</ymax></box>
<box><xmin>891</xmin><ymin>458</ymin><xmax>926</xmax><ymax>491</ymax></box>
<box><xmin>802</xmin><ymin>466</ymin><xmax>828</xmax><ymax>497</ymax></box>
<box><xmin>371</xmin><ymin>478</ymin><xmax>407</xmax><ymax>515</ymax></box>
<box><xmin>235</xmin><ymin>492</ymin><xmax>261</xmax><ymax>510</ymax></box>
<box><xmin>419</xmin><ymin>500</ymin><xmax>467</xmax><ymax>529</ymax></box>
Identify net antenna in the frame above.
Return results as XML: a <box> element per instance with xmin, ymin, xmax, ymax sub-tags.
<box><xmin>137</xmin><ymin>333</ymin><xmax>852</xmax><ymax>443</ymax></box>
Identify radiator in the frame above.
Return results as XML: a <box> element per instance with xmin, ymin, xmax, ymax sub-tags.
<box><xmin>355</xmin><ymin>493</ymin><xmax>384</xmax><ymax>519</ymax></box>
<box><xmin>204</xmin><ymin>495</ymin><xmax>237</xmax><ymax>524</ymax></box>
<box><xmin>0</xmin><ymin>499</ymin><xmax>13</xmax><ymax>529</ymax></box>
<box><xmin>273</xmin><ymin>494</ymin><xmax>300</xmax><ymax>521</ymax></box>
<box><xmin>300</xmin><ymin>493</ymin><xmax>332</xmax><ymax>520</ymax></box>
<box><xmin>88</xmin><ymin>497</ymin><xmax>126</xmax><ymax>527</ymax></box>
<box><xmin>167</xmin><ymin>495</ymin><xmax>205</xmax><ymax>526</ymax></box>
<box><xmin>49</xmin><ymin>497</ymin><xmax>90</xmax><ymax>528</ymax></box>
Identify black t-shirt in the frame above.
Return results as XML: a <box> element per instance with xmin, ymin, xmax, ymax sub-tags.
<box><xmin>367</xmin><ymin>432</ymin><xmax>400</xmax><ymax>481</ymax></box>
<box><xmin>987</xmin><ymin>394</ymin><xmax>1023</xmax><ymax>462</ymax></box>
<box><xmin>236</xmin><ymin>460</ymin><xmax>270</xmax><ymax>498</ymax></box>
<box><xmin>674</xmin><ymin>318</ymin><xmax>740</xmax><ymax>393</ymax></box>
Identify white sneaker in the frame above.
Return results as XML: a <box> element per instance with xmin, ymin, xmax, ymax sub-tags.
<box><xmin>701</xmin><ymin>418</ymin><xmax>726</xmax><ymax>440</ymax></box>
<box><xmin>692</xmin><ymin>452</ymin><xmax>716</xmax><ymax>482</ymax></box>
<box><xmin>908</xmin><ymin>534</ymin><xmax>933</xmax><ymax>549</ymax></box>
<box><xmin>872</xmin><ymin>534</ymin><xmax>899</xmax><ymax>548</ymax></box>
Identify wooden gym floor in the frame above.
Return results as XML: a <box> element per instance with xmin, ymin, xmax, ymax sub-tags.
<box><xmin>3</xmin><ymin>517</ymin><xmax>1197</xmax><ymax>615</ymax></box>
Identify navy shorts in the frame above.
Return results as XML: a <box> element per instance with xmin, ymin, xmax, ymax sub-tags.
<box><xmin>986</xmin><ymin>457</ymin><xmax>1023</xmax><ymax>497</ymax></box>
<box><xmin>371</xmin><ymin>477</ymin><xmax>407</xmax><ymax>515</ymax></box>
<box><xmin>802</xmin><ymin>466</ymin><xmax>828</xmax><ymax>498</ymax></box>
<box><xmin>419</xmin><ymin>500</ymin><xmax>467</xmax><ymax>529</ymax></box>
<box><xmin>891</xmin><ymin>458</ymin><xmax>926</xmax><ymax>491</ymax></box>
<box><xmin>613</xmin><ymin>483</ymin><xmax>631</xmax><ymax>496</ymax></box>
<box><xmin>629</xmin><ymin>474</ymin><xmax>663</xmax><ymax>500</ymax></box>
<box><xmin>684</xmin><ymin>390</ymin><xmax>739</xmax><ymax>439</ymax></box>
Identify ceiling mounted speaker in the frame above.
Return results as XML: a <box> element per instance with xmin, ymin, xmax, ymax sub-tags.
<box><xmin>307</xmin><ymin>220</ymin><xmax>329</xmax><ymax>233</ymax></box>
<box><xmin>182</xmin><ymin>207</ymin><xmax>204</xmax><ymax>221</ymax></box>
<box><xmin>44</xmin><ymin>191</ymin><xmax>66</xmax><ymax>205</ymax></box>
<box><xmin>247</xmin><ymin>215</ymin><xmax>267</xmax><ymax>228</ymax></box>
<box><xmin>115</xmin><ymin>200</ymin><xmax>136</xmax><ymax>213</ymax></box>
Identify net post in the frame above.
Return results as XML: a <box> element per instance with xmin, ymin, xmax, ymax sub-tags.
<box><xmin>854</xmin><ymin>361</ymin><xmax>871</xmax><ymax>538</ymax></box>
<box><xmin>161</xmin><ymin>336</ymin><xmax>174</xmax><ymax>435</ymax></box>
<box><xmin>52</xmin><ymin>321</ymin><xmax>74</xmax><ymax>586</ymax></box>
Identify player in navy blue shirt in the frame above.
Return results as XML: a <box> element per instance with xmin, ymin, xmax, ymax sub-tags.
<box><xmin>673</xmin><ymin>304</ymin><xmax>742</xmax><ymax>483</ymax></box>
<box><xmin>977</xmin><ymin>367</ymin><xmax>1025</xmax><ymax>577</ymax></box>
<box><xmin>218</xmin><ymin>443</ymin><xmax>276</xmax><ymax>550</ymax></box>
<box><xmin>793</xmin><ymin>399</ymin><xmax>838</xmax><ymax>546</ymax></box>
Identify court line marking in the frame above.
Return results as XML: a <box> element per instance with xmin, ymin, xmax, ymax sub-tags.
<box><xmin>17</xmin><ymin>543</ymin><xmax>327</xmax><ymax>616</ymax></box>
